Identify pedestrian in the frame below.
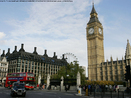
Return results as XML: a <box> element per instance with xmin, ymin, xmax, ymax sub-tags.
<box><xmin>101</xmin><ymin>84</ymin><xmax>105</xmax><ymax>94</ymax></box>
<box><xmin>90</xmin><ymin>84</ymin><xmax>92</xmax><ymax>94</ymax></box>
<box><xmin>37</xmin><ymin>84</ymin><xmax>39</xmax><ymax>89</ymax></box>
<box><xmin>39</xmin><ymin>83</ymin><xmax>42</xmax><ymax>90</ymax></box>
<box><xmin>105</xmin><ymin>85</ymin><xmax>108</xmax><ymax>92</ymax></box>
<box><xmin>109</xmin><ymin>85</ymin><xmax>112</xmax><ymax>91</ymax></box>
<box><xmin>96</xmin><ymin>84</ymin><xmax>99</xmax><ymax>92</ymax></box>
<box><xmin>113</xmin><ymin>85</ymin><xmax>116</xmax><ymax>92</ymax></box>
<box><xmin>42</xmin><ymin>85</ymin><xmax>45</xmax><ymax>89</ymax></box>
<box><xmin>93</xmin><ymin>84</ymin><xmax>96</xmax><ymax>92</ymax></box>
<box><xmin>88</xmin><ymin>84</ymin><xmax>91</xmax><ymax>95</ymax></box>
<box><xmin>85</xmin><ymin>84</ymin><xmax>88</xmax><ymax>92</ymax></box>
<box><xmin>45</xmin><ymin>84</ymin><xmax>46</xmax><ymax>89</ymax></box>
<box><xmin>82</xmin><ymin>85</ymin><xmax>85</xmax><ymax>91</ymax></box>
<box><xmin>126</xmin><ymin>86</ymin><xmax>130</xmax><ymax>94</ymax></box>
<box><xmin>116</xmin><ymin>85</ymin><xmax>119</xmax><ymax>92</ymax></box>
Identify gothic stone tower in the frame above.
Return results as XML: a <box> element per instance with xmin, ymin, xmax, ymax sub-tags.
<box><xmin>86</xmin><ymin>4</ymin><xmax>104</xmax><ymax>81</ymax></box>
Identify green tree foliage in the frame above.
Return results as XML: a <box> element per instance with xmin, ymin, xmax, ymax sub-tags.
<box><xmin>85</xmin><ymin>80</ymin><xmax>125</xmax><ymax>86</ymax></box>
<box><xmin>51</xmin><ymin>61</ymin><xmax>86</xmax><ymax>85</ymax></box>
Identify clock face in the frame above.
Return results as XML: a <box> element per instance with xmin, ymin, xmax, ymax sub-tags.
<box><xmin>88</xmin><ymin>28</ymin><xmax>94</xmax><ymax>34</ymax></box>
<box><xmin>99</xmin><ymin>28</ymin><xmax>102</xmax><ymax>34</ymax></box>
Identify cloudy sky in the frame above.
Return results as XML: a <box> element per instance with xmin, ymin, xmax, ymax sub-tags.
<box><xmin>0</xmin><ymin>0</ymin><xmax>131</xmax><ymax>76</ymax></box>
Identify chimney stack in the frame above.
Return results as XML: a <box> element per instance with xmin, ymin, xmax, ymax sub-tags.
<box><xmin>33</xmin><ymin>47</ymin><xmax>38</xmax><ymax>55</ymax></box>
<box><xmin>1</xmin><ymin>50</ymin><xmax>5</xmax><ymax>57</ymax></box>
<box><xmin>34</xmin><ymin>47</ymin><xmax>36</xmax><ymax>52</ymax></box>
<box><xmin>15</xmin><ymin>46</ymin><xmax>17</xmax><ymax>51</ymax></box>
<box><xmin>21</xmin><ymin>44</ymin><xmax>24</xmax><ymax>49</ymax></box>
<box><xmin>53</xmin><ymin>52</ymin><xmax>57</xmax><ymax>59</ymax></box>
<box><xmin>44</xmin><ymin>49</ymin><xmax>48</xmax><ymax>57</ymax></box>
<box><xmin>8</xmin><ymin>48</ymin><xmax>10</xmax><ymax>53</ymax></box>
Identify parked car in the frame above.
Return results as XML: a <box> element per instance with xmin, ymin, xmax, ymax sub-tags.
<box><xmin>10</xmin><ymin>82</ymin><xmax>26</xmax><ymax>97</ymax></box>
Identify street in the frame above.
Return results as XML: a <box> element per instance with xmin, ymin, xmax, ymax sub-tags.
<box><xmin>1</xmin><ymin>87</ymin><xmax>131</xmax><ymax>98</ymax></box>
<box><xmin>0</xmin><ymin>87</ymin><xmax>86</xmax><ymax>98</ymax></box>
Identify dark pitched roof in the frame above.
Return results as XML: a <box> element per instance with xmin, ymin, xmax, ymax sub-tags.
<box><xmin>6</xmin><ymin>49</ymin><xmax>67</xmax><ymax>66</ymax></box>
<box><xmin>90</xmin><ymin>4</ymin><xmax>97</xmax><ymax>14</ymax></box>
<box><xmin>87</xmin><ymin>4</ymin><xmax>101</xmax><ymax>25</ymax></box>
<box><xmin>87</xmin><ymin>17</ymin><xmax>101</xmax><ymax>24</ymax></box>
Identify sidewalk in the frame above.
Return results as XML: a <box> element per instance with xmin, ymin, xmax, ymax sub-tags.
<box><xmin>37</xmin><ymin>89</ymin><xmax>131</xmax><ymax>98</ymax></box>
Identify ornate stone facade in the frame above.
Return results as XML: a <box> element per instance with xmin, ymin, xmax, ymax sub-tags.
<box><xmin>86</xmin><ymin>4</ymin><xmax>104</xmax><ymax>81</ymax></box>
<box><xmin>87</xmin><ymin>4</ymin><xmax>128</xmax><ymax>81</ymax></box>
<box><xmin>0</xmin><ymin>52</ymin><xmax>8</xmax><ymax>85</ymax></box>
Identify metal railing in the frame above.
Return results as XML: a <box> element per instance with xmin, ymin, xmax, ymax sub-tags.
<box><xmin>83</xmin><ymin>89</ymin><xmax>131</xmax><ymax>98</ymax></box>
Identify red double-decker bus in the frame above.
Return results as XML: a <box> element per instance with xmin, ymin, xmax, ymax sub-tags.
<box><xmin>5</xmin><ymin>72</ymin><xmax>35</xmax><ymax>90</ymax></box>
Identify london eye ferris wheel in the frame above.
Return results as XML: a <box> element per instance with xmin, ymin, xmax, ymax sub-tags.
<box><xmin>62</xmin><ymin>53</ymin><xmax>78</xmax><ymax>64</ymax></box>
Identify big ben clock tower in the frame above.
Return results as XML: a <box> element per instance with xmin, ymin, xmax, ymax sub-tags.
<box><xmin>86</xmin><ymin>4</ymin><xmax>104</xmax><ymax>81</ymax></box>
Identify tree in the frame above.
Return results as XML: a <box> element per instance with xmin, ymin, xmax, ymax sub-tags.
<box><xmin>86</xmin><ymin>80</ymin><xmax>114</xmax><ymax>85</ymax></box>
<box><xmin>51</xmin><ymin>61</ymin><xmax>86</xmax><ymax>85</ymax></box>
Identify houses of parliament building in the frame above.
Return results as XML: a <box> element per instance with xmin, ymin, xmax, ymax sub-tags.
<box><xmin>87</xmin><ymin>4</ymin><xmax>130</xmax><ymax>82</ymax></box>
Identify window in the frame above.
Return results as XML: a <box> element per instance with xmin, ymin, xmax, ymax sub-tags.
<box><xmin>105</xmin><ymin>71</ymin><xmax>107</xmax><ymax>75</ymax></box>
<box><xmin>121</xmin><ymin>70</ymin><xmax>123</xmax><ymax>74</ymax></box>
<box><xmin>115</xmin><ymin>66</ymin><xmax>117</xmax><ymax>69</ymax></box>
<box><xmin>115</xmin><ymin>76</ymin><xmax>117</xmax><ymax>81</ymax></box>
<box><xmin>110</xmin><ymin>66</ymin><xmax>112</xmax><ymax>70</ymax></box>
<box><xmin>105</xmin><ymin>66</ymin><xmax>107</xmax><ymax>69</ymax></box>
<box><xmin>115</xmin><ymin>71</ymin><xmax>117</xmax><ymax>75</ymax></box>
<box><xmin>18</xmin><ymin>59</ymin><xmax>21</xmax><ymax>62</ymax></box>
<box><xmin>27</xmin><ymin>73</ymin><xmax>34</xmax><ymax>77</ymax></box>
<box><xmin>101</xmin><ymin>72</ymin><xmax>102</xmax><ymax>75</ymax></box>
<box><xmin>110</xmin><ymin>77</ymin><xmax>112</xmax><ymax>81</ymax></box>
<box><xmin>101</xmin><ymin>76</ymin><xmax>103</xmax><ymax>80</ymax></box>
<box><xmin>110</xmin><ymin>71</ymin><xmax>112</xmax><ymax>74</ymax></box>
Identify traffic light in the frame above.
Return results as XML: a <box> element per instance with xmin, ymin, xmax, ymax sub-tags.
<box><xmin>125</xmin><ymin>65</ymin><xmax>130</xmax><ymax>81</ymax></box>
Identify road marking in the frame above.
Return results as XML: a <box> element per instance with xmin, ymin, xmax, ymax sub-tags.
<box><xmin>64</xmin><ymin>94</ymin><xmax>73</xmax><ymax>96</ymax></box>
<box><xmin>45</xmin><ymin>92</ymin><xmax>57</xmax><ymax>94</ymax></box>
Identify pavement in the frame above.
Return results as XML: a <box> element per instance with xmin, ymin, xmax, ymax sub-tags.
<box><xmin>1</xmin><ymin>86</ymin><xmax>131</xmax><ymax>98</ymax></box>
<box><xmin>34</xmin><ymin>88</ymin><xmax>131</xmax><ymax>98</ymax></box>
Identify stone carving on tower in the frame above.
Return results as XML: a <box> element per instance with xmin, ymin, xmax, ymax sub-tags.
<box><xmin>125</xmin><ymin>40</ymin><xmax>131</xmax><ymax>66</ymax></box>
<box><xmin>125</xmin><ymin>40</ymin><xmax>131</xmax><ymax>59</ymax></box>
<box><xmin>86</xmin><ymin>4</ymin><xmax>104</xmax><ymax>81</ymax></box>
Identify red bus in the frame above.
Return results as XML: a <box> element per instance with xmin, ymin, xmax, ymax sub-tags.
<box><xmin>5</xmin><ymin>72</ymin><xmax>35</xmax><ymax>90</ymax></box>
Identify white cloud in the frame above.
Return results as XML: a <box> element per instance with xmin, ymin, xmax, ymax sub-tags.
<box><xmin>0</xmin><ymin>32</ymin><xmax>5</xmax><ymax>39</ymax></box>
<box><xmin>2</xmin><ymin>0</ymin><xmax>102</xmax><ymax>77</ymax></box>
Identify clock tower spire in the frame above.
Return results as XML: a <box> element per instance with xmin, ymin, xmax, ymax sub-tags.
<box><xmin>86</xmin><ymin>4</ymin><xmax>104</xmax><ymax>81</ymax></box>
<box><xmin>88</xmin><ymin>3</ymin><xmax>101</xmax><ymax>25</ymax></box>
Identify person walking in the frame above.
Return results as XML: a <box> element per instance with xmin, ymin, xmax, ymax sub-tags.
<box><xmin>109</xmin><ymin>85</ymin><xmax>112</xmax><ymax>91</ymax></box>
<box><xmin>113</xmin><ymin>85</ymin><xmax>116</xmax><ymax>92</ymax></box>
<box><xmin>116</xmin><ymin>85</ymin><xmax>119</xmax><ymax>92</ymax></box>
<box><xmin>88</xmin><ymin>84</ymin><xmax>91</xmax><ymax>95</ymax></box>
<box><xmin>101</xmin><ymin>84</ymin><xmax>105</xmax><ymax>94</ymax></box>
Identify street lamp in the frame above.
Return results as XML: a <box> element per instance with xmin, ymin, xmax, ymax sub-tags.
<box><xmin>65</xmin><ymin>55</ymin><xmax>69</xmax><ymax>92</ymax></box>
